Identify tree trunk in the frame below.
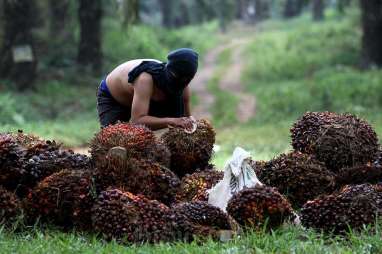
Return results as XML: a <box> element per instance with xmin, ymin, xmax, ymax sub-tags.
<box><xmin>77</xmin><ymin>0</ymin><xmax>103</xmax><ymax>74</ymax></box>
<box><xmin>0</xmin><ymin>0</ymin><xmax>37</xmax><ymax>90</ymax></box>
<box><xmin>284</xmin><ymin>0</ymin><xmax>306</xmax><ymax>18</ymax></box>
<box><xmin>255</xmin><ymin>0</ymin><xmax>270</xmax><ymax>22</ymax></box>
<box><xmin>122</xmin><ymin>0</ymin><xmax>140</xmax><ymax>29</ymax></box>
<box><xmin>49</xmin><ymin>0</ymin><xmax>70</xmax><ymax>38</ymax></box>
<box><xmin>312</xmin><ymin>0</ymin><xmax>325</xmax><ymax>21</ymax></box>
<box><xmin>360</xmin><ymin>0</ymin><xmax>382</xmax><ymax>67</ymax></box>
<box><xmin>160</xmin><ymin>0</ymin><xmax>174</xmax><ymax>28</ymax></box>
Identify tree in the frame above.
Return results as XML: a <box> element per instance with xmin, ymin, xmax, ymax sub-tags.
<box><xmin>121</xmin><ymin>0</ymin><xmax>140</xmax><ymax>29</ymax></box>
<box><xmin>77</xmin><ymin>0</ymin><xmax>103</xmax><ymax>74</ymax></box>
<box><xmin>49</xmin><ymin>0</ymin><xmax>70</xmax><ymax>38</ymax></box>
<box><xmin>283</xmin><ymin>0</ymin><xmax>307</xmax><ymax>18</ymax></box>
<box><xmin>360</xmin><ymin>0</ymin><xmax>382</xmax><ymax>67</ymax></box>
<box><xmin>159</xmin><ymin>0</ymin><xmax>175</xmax><ymax>28</ymax></box>
<box><xmin>255</xmin><ymin>0</ymin><xmax>270</xmax><ymax>22</ymax></box>
<box><xmin>0</xmin><ymin>0</ymin><xmax>37</xmax><ymax>90</ymax></box>
<box><xmin>312</xmin><ymin>0</ymin><xmax>325</xmax><ymax>21</ymax></box>
<box><xmin>214</xmin><ymin>0</ymin><xmax>236</xmax><ymax>32</ymax></box>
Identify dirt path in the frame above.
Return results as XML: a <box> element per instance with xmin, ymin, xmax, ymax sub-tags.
<box><xmin>218</xmin><ymin>38</ymin><xmax>256</xmax><ymax>123</ymax></box>
<box><xmin>192</xmin><ymin>30</ymin><xmax>256</xmax><ymax>123</ymax></box>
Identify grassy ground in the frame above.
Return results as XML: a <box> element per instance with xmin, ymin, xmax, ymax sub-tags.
<box><xmin>2</xmin><ymin>8</ymin><xmax>382</xmax><ymax>254</ymax></box>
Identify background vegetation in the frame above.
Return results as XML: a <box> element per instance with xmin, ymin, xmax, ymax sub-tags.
<box><xmin>1</xmin><ymin>0</ymin><xmax>382</xmax><ymax>253</ymax></box>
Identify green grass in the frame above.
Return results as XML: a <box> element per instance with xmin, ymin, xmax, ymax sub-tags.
<box><xmin>2</xmin><ymin>225</ymin><xmax>382</xmax><ymax>253</ymax></box>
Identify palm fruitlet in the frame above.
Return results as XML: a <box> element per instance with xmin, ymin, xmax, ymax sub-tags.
<box><xmin>0</xmin><ymin>186</ymin><xmax>22</xmax><ymax>226</ymax></box>
<box><xmin>95</xmin><ymin>158</ymin><xmax>180</xmax><ymax>205</ymax></box>
<box><xmin>176</xmin><ymin>169</ymin><xmax>223</xmax><ymax>202</ymax></box>
<box><xmin>291</xmin><ymin>112</ymin><xmax>379</xmax><ymax>171</ymax></box>
<box><xmin>227</xmin><ymin>186</ymin><xmax>294</xmax><ymax>230</ymax></box>
<box><xmin>301</xmin><ymin>184</ymin><xmax>382</xmax><ymax>234</ymax></box>
<box><xmin>257</xmin><ymin>152</ymin><xmax>336</xmax><ymax>207</ymax></box>
<box><xmin>172</xmin><ymin>201</ymin><xmax>232</xmax><ymax>230</ymax></box>
<box><xmin>24</xmin><ymin>169</ymin><xmax>96</xmax><ymax>229</ymax></box>
<box><xmin>162</xmin><ymin>119</ymin><xmax>215</xmax><ymax>178</ymax></box>
<box><xmin>90</xmin><ymin>123</ymin><xmax>170</xmax><ymax>167</ymax></box>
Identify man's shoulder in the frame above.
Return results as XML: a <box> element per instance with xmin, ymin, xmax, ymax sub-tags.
<box><xmin>136</xmin><ymin>72</ymin><xmax>153</xmax><ymax>83</ymax></box>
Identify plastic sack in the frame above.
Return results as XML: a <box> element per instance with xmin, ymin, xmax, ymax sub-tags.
<box><xmin>207</xmin><ymin>147</ymin><xmax>263</xmax><ymax>212</ymax></box>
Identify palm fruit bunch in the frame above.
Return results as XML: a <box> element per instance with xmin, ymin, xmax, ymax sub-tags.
<box><xmin>162</xmin><ymin>119</ymin><xmax>215</xmax><ymax>178</ymax></box>
<box><xmin>172</xmin><ymin>201</ymin><xmax>232</xmax><ymax>230</ymax></box>
<box><xmin>291</xmin><ymin>112</ymin><xmax>379</xmax><ymax>171</ymax></box>
<box><xmin>226</xmin><ymin>185</ymin><xmax>294</xmax><ymax>230</ymax></box>
<box><xmin>335</xmin><ymin>164</ymin><xmax>382</xmax><ymax>187</ymax></box>
<box><xmin>176</xmin><ymin>168</ymin><xmax>223</xmax><ymax>202</ymax></box>
<box><xmin>92</xmin><ymin>189</ymin><xmax>224</xmax><ymax>243</ymax></box>
<box><xmin>256</xmin><ymin>152</ymin><xmax>336</xmax><ymax>207</ymax></box>
<box><xmin>0</xmin><ymin>186</ymin><xmax>22</xmax><ymax>226</ymax></box>
<box><xmin>90</xmin><ymin>123</ymin><xmax>170</xmax><ymax>167</ymax></box>
<box><xmin>24</xmin><ymin>169</ymin><xmax>96</xmax><ymax>229</ymax></box>
<box><xmin>0</xmin><ymin>134</ymin><xmax>26</xmax><ymax>190</ymax></box>
<box><xmin>301</xmin><ymin>183</ymin><xmax>382</xmax><ymax>234</ymax></box>
<box><xmin>95</xmin><ymin>158</ymin><xmax>180</xmax><ymax>205</ymax></box>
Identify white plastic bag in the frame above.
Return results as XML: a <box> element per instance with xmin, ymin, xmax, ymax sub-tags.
<box><xmin>207</xmin><ymin>147</ymin><xmax>263</xmax><ymax>211</ymax></box>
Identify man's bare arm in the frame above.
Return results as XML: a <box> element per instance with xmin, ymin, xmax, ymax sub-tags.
<box><xmin>130</xmin><ymin>73</ymin><xmax>192</xmax><ymax>130</ymax></box>
<box><xmin>183</xmin><ymin>86</ymin><xmax>191</xmax><ymax>117</ymax></box>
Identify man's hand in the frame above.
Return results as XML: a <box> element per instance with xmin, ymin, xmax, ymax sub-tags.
<box><xmin>168</xmin><ymin>117</ymin><xmax>195</xmax><ymax>129</ymax></box>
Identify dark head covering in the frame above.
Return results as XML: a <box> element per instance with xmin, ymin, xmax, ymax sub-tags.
<box><xmin>128</xmin><ymin>48</ymin><xmax>198</xmax><ymax>117</ymax></box>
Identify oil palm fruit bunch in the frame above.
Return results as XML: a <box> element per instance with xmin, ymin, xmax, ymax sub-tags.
<box><xmin>90</xmin><ymin>123</ymin><xmax>170</xmax><ymax>167</ymax></box>
<box><xmin>91</xmin><ymin>189</ymin><xmax>185</xmax><ymax>243</ymax></box>
<box><xmin>24</xmin><ymin>169</ymin><xmax>96</xmax><ymax>229</ymax></box>
<box><xmin>172</xmin><ymin>201</ymin><xmax>232</xmax><ymax>230</ymax></box>
<box><xmin>176</xmin><ymin>169</ymin><xmax>223</xmax><ymax>202</ymax></box>
<box><xmin>162</xmin><ymin>119</ymin><xmax>215</xmax><ymax>178</ymax></box>
<box><xmin>0</xmin><ymin>134</ymin><xmax>26</xmax><ymax>190</ymax></box>
<box><xmin>0</xmin><ymin>186</ymin><xmax>22</xmax><ymax>226</ymax></box>
<box><xmin>226</xmin><ymin>185</ymin><xmax>294</xmax><ymax>230</ymax></box>
<box><xmin>291</xmin><ymin>112</ymin><xmax>379</xmax><ymax>171</ymax></box>
<box><xmin>301</xmin><ymin>183</ymin><xmax>382</xmax><ymax>234</ymax></box>
<box><xmin>257</xmin><ymin>152</ymin><xmax>336</xmax><ymax>207</ymax></box>
<box><xmin>335</xmin><ymin>164</ymin><xmax>382</xmax><ymax>187</ymax></box>
<box><xmin>95</xmin><ymin>158</ymin><xmax>180</xmax><ymax>205</ymax></box>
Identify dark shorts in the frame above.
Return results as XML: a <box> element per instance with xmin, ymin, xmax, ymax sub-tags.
<box><xmin>97</xmin><ymin>80</ymin><xmax>131</xmax><ymax>128</ymax></box>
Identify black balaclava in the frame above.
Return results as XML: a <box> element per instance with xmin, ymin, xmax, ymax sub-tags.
<box><xmin>128</xmin><ymin>48</ymin><xmax>198</xmax><ymax>117</ymax></box>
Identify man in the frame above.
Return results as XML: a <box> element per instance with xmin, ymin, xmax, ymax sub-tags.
<box><xmin>97</xmin><ymin>48</ymin><xmax>198</xmax><ymax>130</ymax></box>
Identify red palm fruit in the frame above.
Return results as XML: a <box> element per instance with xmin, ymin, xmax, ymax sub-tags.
<box><xmin>257</xmin><ymin>152</ymin><xmax>336</xmax><ymax>208</ymax></box>
<box><xmin>94</xmin><ymin>158</ymin><xmax>180</xmax><ymax>205</ymax></box>
<box><xmin>24</xmin><ymin>169</ymin><xmax>96</xmax><ymax>230</ymax></box>
<box><xmin>291</xmin><ymin>112</ymin><xmax>379</xmax><ymax>171</ymax></box>
<box><xmin>162</xmin><ymin>119</ymin><xmax>215</xmax><ymax>178</ymax></box>
<box><xmin>301</xmin><ymin>183</ymin><xmax>382</xmax><ymax>234</ymax></box>
<box><xmin>176</xmin><ymin>169</ymin><xmax>223</xmax><ymax>202</ymax></box>
<box><xmin>0</xmin><ymin>186</ymin><xmax>22</xmax><ymax>226</ymax></box>
<box><xmin>90</xmin><ymin>123</ymin><xmax>170</xmax><ymax>167</ymax></box>
<box><xmin>227</xmin><ymin>185</ymin><xmax>294</xmax><ymax>230</ymax></box>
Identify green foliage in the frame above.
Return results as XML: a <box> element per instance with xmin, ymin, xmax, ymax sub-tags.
<box><xmin>242</xmin><ymin>10</ymin><xmax>381</xmax><ymax>124</ymax></box>
<box><xmin>103</xmin><ymin>20</ymin><xmax>218</xmax><ymax>71</ymax></box>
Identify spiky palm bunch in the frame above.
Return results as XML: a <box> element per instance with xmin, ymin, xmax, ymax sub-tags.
<box><xmin>90</xmin><ymin>123</ymin><xmax>170</xmax><ymax>167</ymax></box>
<box><xmin>172</xmin><ymin>201</ymin><xmax>232</xmax><ymax>230</ymax></box>
<box><xmin>291</xmin><ymin>112</ymin><xmax>379</xmax><ymax>171</ymax></box>
<box><xmin>227</xmin><ymin>185</ymin><xmax>294</xmax><ymax>230</ymax></box>
<box><xmin>301</xmin><ymin>183</ymin><xmax>382</xmax><ymax>234</ymax></box>
<box><xmin>162</xmin><ymin>119</ymin><xmax>215</xmax><ymax>178</ymax></box>
<box><xmin>0</xmin><ymin>186</ymin><xmax>22</xmax><ymax>226</ymax></box>
<box><xmin>92</xmin><ymin>189</ymin><xmax>225</xmax><ymax>243</ymax></box>
<box><xmin>24</xmin><ymin>169</ymin><xmax>96</xmax><ymax>229</ymax></box>
<box><xmin>257</xmin><ymin>152</ymin><xmax>336</xmax><ymax>207</ymax></box>
<box><xmin>95</xmin><ymin>158</ymin><xmax>180</xmax><ymax>205</ymax></box>
<box><xmin>176</xmin><ymin>169</ymin><xmax>223</xmax><ymax>202</ymax></box>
